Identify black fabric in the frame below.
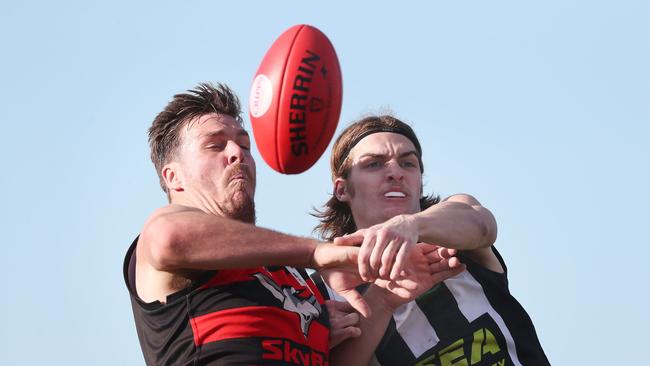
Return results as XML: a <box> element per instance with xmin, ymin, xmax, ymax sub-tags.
<box><xmin>461</xmin><ymin>248</ymin><xmax>549</xmax><ymax>365</ymax></box>
<box><xmin>339</xmin><ymin>126</ymin><xmax>423</xmax><ymax>166</ymax></box>
<box><xmin>375</xmin><ymin>246</ymin><xmax>549</xmax><ymax>366</ymax></box>
<box><xmin>415</xmin><ymin>283</ymin><xmax>469</xmax><ymax>341</ymax></box>
<box><xmin>310</xmin><ymin>271</ymin><xmax>329</xmax><ymax>299</ymax></box>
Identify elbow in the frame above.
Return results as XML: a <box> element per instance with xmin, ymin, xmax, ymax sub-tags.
<box><xmin>141</xmin><ymin>214</ymin><xmax>185</xmax><ymax>271</ymax></box>
<box><xmin>477</xmin><ymin>209</ymin><xmax>498</xmax><ymax>248</ymax></box>
<box><xmin>449</xmin><ymin>194</ymin><xmax>498</xmax><ymax>248</ymax></box>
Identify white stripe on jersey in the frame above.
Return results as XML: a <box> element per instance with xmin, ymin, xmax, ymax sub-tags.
<box><xmin>445</xmin><ymin>271</ymin><xmax>523</xmax><ymax>366</ymax></box>
<box><xmin>393</xmin><ymin>301</ymin><xmax>440</xmax><ymax>358</ymax></box>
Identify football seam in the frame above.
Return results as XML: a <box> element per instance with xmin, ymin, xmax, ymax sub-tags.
<box><xmin>276</xmin><ymin>24</ymin><xmax>306</xmax><ymax>174</ymax></box>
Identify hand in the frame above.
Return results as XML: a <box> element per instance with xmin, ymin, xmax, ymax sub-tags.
<box><xmin>372</xmin><ymin>243</ymin><xmax>465</xmax><ymax>310</ymax></box>
<box><xmin>319</xmin><ymin>265</ymin><xmax>371</xmax><ymax>318</ymax></box>
<box><xmin>419</xmin><ymin>243</ymin><xmax>461</xmax><ymax>274</ymax></box>
<box><xmin>334</xmin><ymin>214</ymin><xmax>419</xmax><ymax>281</ymax></box>
<box><xmin>312</xmin><ymin>244</ymin><xmax>371</xmax><ymax>317</ymax></box>
<box><xmin>326</xmin><ymin>300</ymin><xmax>361</xmax><ymax>349</ymax></box>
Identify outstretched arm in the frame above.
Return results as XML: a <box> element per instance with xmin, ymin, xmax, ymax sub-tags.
<box><xmin>136</xmin><ymin>204</ymin><xmax>362</xmax><ymax>306</ymax></box>
<box><xmin>335</xmin><ymin>193</ymin><xmax>499</xmax><ymax>280</ymax></box>
<box><xmin>139</xmin><ymin>204</ymin><xmax>359</xmax><ymax>271</ymax></box>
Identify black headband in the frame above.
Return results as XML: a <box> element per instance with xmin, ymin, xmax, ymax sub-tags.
<box><xmin>339</xmin><ymin>126</ymin><xmax>422</xmax><ymax>166</ymax></box>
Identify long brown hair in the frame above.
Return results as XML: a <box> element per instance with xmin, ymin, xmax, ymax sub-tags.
<box><xmin>313</xmin><ymin>115</ymin><xmax>440</xmax><ymax>241</ymax></box>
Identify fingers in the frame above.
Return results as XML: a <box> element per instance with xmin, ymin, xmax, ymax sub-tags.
<box><xmin>326</xmin><ymin>300</ymin><xmax>361</xmax><ymax>349</ymax></box>
<box><xmin>326</xmin><ymin>299</ymin><xmax>355</xmax><ymax>312</ymax></box>
<box><xmin>418</xmin><ymin>242</ymin><xmax>441</xmax><ymax>256</ymax></box>
<box><xmin>333</xmin><ymin>231</ymin><xmax>365</xmax><ymax>246</ymax></box>
<box><xmin>448</xmin><ymin>256</ymin><xmax>461</xmax><ymax>268</ymax></box>
<box><xmin>326</xmin><ymin>300</ymin><xmax>360</xmax><ymax>328</ymax></box>
<box><xmin>380</xmin><ymin>239</ymin><xmax>400</xmax><ymax>278</ymax></box>
<box><xmin>429</xmin><ymin>258</ymin><xmax>451</xmax><ymax>274</ymax></box>
<box><xmin>357</xmin><ymin>234</ymin><xmax>375</xmax><ymax>281</ymax></box>
<box><xmin>390</xmin><ymin>241</ymin><xmax>413</xmax><ymax>280</ymax></box>
<box><xmin>429</xmin><ymin>264</ymin><xmax>466</xmax><ymax>284</ymax></box>
<box><xmin>369</xmin><ymin>230</ymin><xmax>390</xmax><ymax>280</ymax></box>
<box><xmin>438</xmin><ymin>247</ymin><xmax>457</xmax><ymax>259</ymax></box>
<box><xmin>428</xmin><ymin>255</ymin><xmax>463</xmax><ymax>274</ymax></box>
<box><xmin>332</xmin><ymin>310</ymin><xmax>360</xmax><ymax>329</ymax></box>
<box><xmin>361</xmin><ymin>232</ymin><xmax>403</xmax><ymax>281</ymax></box>
<box><xmin>335</xmin><ymin>229</ymin><xmax>378</xmax><ymax>281</ymax></box>
<box><xmin>418</xmin><ymin>243</ymin><xmax>457</xmax><ymax>260</ymax></box>
<box><xmin>339</xmin><ymin>289</ymin><xmax>371</xmax><ymax>318</ymax></box>
<box><xmin>338</xmin><ymin>227</ymin><xmax>419</xmax><ymax>282</ymax></box>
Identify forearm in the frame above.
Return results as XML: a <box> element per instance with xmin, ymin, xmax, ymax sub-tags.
<box><xmin>413</xmin><ymin>195</ymin><xmax>497</xmax><ymax>250</ymax></box>
<box><xmin>141</xmin><ymin>205</ymin><xmax>319</xmax><ymax>271</ymax></box>
<box><xmin>330</xmin><ymin>285</ymin><xmax>395</xmax><ymax>366</ymax></box>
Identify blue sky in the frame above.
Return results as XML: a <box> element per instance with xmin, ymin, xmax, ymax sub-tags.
<box><xmin>1</xmin><ymin>1</ymin><xmax>648</xmax><ymax>364</ymax></box>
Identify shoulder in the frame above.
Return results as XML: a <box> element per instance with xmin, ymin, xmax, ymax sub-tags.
<box><xmin>142</xmin><ymin>205</ymin><xmax>204</xmax><ymax>236</ymax></box>
<box><xmin>138</xmin><ymin>205</ymin><xmax>201</xmax><ymax>269</ymax></box>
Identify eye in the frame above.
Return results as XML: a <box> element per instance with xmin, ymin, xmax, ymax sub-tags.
<box><xmin>365</xmin><ymin>160</ymin><xmax>381</xmax><ymax>168</ymax></box>
<box><xmin>207</xmin><ymin>141</ymin><xmax>226</xmax><ymax>151</ymax></box>
<box><xmin>237</xmin><ymin>138</ymin><xmax>251</xmax><ymax>151</ymax></box>
<box><xmin>400</xmin><ymin>159</ymin><xmax>418</xmax><ymax>169</ymax></box>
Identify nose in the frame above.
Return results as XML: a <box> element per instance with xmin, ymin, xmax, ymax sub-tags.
<box><xmin>386</xmin><ymin>160</ymin><xmax>404</xmax><ymax>181</ymax></box>
<box><xmin>225</xmin><ymin>140</ymin><xmax>245</xmax><ymax>165</ymax></box>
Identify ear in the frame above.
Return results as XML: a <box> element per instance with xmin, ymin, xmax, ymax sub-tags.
<box><xmin>334</xmin><ymin>178</ymin><xmax>350</xmax><ymax>202</ymax></box>
<box><xmin>162</xmin><ymin>162</ymin><xmax>184</xmax><ymax>193</ymax></box>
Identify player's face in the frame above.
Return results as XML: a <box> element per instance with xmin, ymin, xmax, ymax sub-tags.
<box><xmin>177</xmin><ymin>113</ymin><xmax>257</xmax><ymax>222</ymax></box>
<box><xmin>338</xmin><ymin>132</ymin><xmax>422</xmax><ymax>229</ymax></box>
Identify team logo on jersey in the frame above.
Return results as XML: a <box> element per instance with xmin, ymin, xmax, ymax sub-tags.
<box><xmin>253</xmin><ymin>271</ymin><xmax>322</xmax><ymax>337</ymax></box>
<box><xmin>414</xmin><ymin>315</ymin><xmax>512</xmax><ymax>366</ymax></box>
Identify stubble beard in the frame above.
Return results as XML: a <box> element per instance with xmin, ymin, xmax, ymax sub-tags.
<box><xmin>219</xmin><ymin>180</ymin><xmax>256</xmax><ymax>224</ymax></box>
<box><xmin>216</xmin><ymin>163</ymin><xmax>256</xmax><ymax>224</ymax></box>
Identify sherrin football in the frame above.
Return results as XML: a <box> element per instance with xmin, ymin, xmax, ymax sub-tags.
<box><xmin>249</xmin><ymin>24</ymin><xmax>343</xmax><ymax>174</ymax></box>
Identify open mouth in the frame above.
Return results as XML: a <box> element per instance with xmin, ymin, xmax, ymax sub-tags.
<box><xmin>384</xmin><ymin>191</ymin><xmax>406</xmax><ymax>198</ymax></box>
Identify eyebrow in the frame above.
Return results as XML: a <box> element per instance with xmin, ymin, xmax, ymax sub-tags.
<box><xmin>199</xmin><ymin>129</ymin><xmax>250</xmax><ymax>140</ymax></box>
<box><xmin>357</xmin><ymin>150</ymin><xmax>418</xmax><ymax>160</ymax></box>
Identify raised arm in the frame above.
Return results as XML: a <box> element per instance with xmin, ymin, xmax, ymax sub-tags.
<box><xmin>136</xmin><ymin>204</ymin><xmax>363</xmax><ymax>306</ymax></box>
<box><xmin>139</xmin><ymin>204</ymin><xmax>327</xmax><ymax>271</ymax></box>
<box><xmin>335</xmin><ymin>193</ymin><xmax>500</xmax><ymax>280</ymax></box>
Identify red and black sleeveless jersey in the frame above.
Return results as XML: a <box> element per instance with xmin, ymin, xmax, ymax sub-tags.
<box><xmin>123</xmin><ymin>238</ymin><xmax>330</xmax><ymax>366</ymax></box>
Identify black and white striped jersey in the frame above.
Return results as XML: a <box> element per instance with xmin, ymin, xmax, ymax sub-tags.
<box><xmin>314</xmin><ymin>246</ymin><xmax>549</xmax><ymax>366</ymax></box>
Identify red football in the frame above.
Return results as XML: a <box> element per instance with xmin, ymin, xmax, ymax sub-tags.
<box><xmin>249</xmin><ymin>24</ymin><xmax>343</xmax><ymax>174</ymax></box>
